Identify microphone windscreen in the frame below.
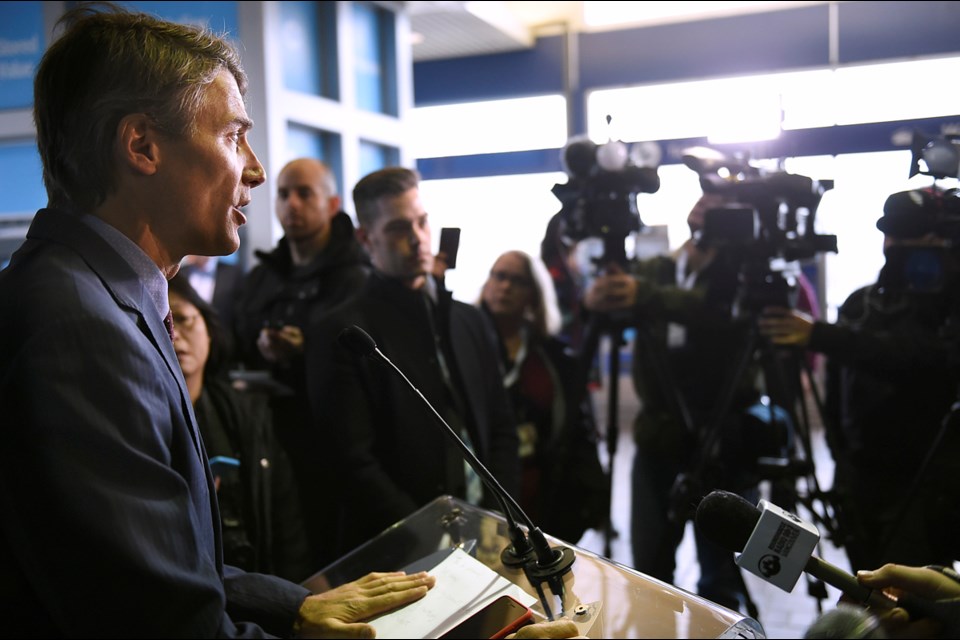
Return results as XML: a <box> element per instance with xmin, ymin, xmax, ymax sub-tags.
<box><xmin>804</xmin><ymin>604</ymin><xmax>886</xmax><ymax>639</ymax></box>
<box><xmin>694</xmin><ymin>490</ymin><xmax>762</xmax><ymax>553</ymax></box>
<box><xmin>338</xmin><ymin>325</ymin><xmax>377</xmax><ymax>356</ymax></box>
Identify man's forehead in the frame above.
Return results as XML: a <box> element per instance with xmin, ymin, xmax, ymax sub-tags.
<box><xmin>381</xmin><ymin>211</ymin><xmax>425</xmax><ymax>227</ymax></box>
<box><xmin>279</xmin><ymin>160</ymin><xmax>324</xmax><ymax>184</ymax></box>
<box><xmin>204</xmin><ymin>70</ymin><xmax>251</xmax><ymax>126</ymax></box>
<box><xmin>277</xmin><ymin>176</ymin><xmax>318</xmax><ymax>190</ymax></box>
<box><xmin>374</xmin><ymin>191</ymin><xmax>424</xmax><ymax>219</ymax></box>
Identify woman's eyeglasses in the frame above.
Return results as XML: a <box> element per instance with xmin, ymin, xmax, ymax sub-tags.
<box><xmin>489</xmin><ymin>270</ymin><xmax>532</xmax><ymax>288</ymax></box>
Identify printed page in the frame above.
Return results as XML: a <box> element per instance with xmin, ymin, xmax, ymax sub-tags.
<box><xmin>369</xmin><ymin>547</ymin><xmax>537</xmax><ymax>639</ymax></box>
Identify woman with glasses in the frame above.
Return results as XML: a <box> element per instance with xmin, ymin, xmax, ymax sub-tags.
<box><xmin>478</xmin><ymin>250</ymin><xmax>609</xmax><ymax>544</ymax></box>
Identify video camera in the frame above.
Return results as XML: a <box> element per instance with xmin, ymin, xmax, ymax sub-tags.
<box><xmin>551</xmin><ymin>135</ymin><xmax>661</xmax><ymax>266</ymax></box>
<box><xmin>683</xmin><ymin>147</ymin><xmax>837</xmax><ymax>262</ymax></box>
<box><xmin>681</xmin><ymin>148</ymin><xmax>838</xmax><ymax>314</ymax></box>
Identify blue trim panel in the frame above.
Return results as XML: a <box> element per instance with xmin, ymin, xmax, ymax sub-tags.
<box><xmin>838</xmin><ymin>1</ymin><xmax>960</xmax><ymax>63</ymax></box>
<box><xmin>417</xmin><ymin>148</ymin><xmax>563</xmax><ymax>178</ymax></box>
<box><xmin>578</xmin><ymin>5</ymin><xmax>831</xmax><ymax>89</ymax></box>
<box><xmin>412</xmin><ymin>35</ymin><xmax>566</xmax><ymax>105</ymax></box>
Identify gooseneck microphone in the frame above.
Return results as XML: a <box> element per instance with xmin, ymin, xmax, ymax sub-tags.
<box><xmin>338</xmin><ymin>325</ymin><xmax>576</xmax><ymax>583</ymax></box>
<box><xmin>695</xmin><ymin>490</ymin><xmax>959</xmax><ymax>634</ymax></box>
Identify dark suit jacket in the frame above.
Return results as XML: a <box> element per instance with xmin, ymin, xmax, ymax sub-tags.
<box><xmin>307</xmin><ymin>272</ymin><xmax>520</xmax><ymax>553</ymax></box>
<box><xmin>0</xmin><ymin>209</ymin><xmax>309</xmax><ymax>637</ymax></box>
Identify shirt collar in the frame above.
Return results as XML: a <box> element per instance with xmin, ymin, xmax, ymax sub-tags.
<box><xmin>80</xmin><ymin>214</ymin><xmax>170</xmax><ymax>321</ymax></box>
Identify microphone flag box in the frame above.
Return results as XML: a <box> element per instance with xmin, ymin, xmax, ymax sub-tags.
<box><xmin>736</xmin><ymin>499</ymin><xmax>820</xmax><ymax>592</ymax></box>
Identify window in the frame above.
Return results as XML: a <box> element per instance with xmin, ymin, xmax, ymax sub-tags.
<box><xmin>279</xmin><ymin>0</ymin><xmax>338</xmax><ymax>99</ymax></box>
<box><xmin>411</xmin><ymin>95</ymin><xmax>567</xmax><ymax>158</ymax></box>
<box><xmin>352</xmin><ymin>2</ymin><xmax>397</xmax><ymax>115</ymax></box>
<box><xmin>418</xmin><ymin>172</ymin><xmax>568</xmax><ymax>303</ymax></box>
<box><xmin>0</xmin><ymin>0</ymin><xmax>44</xmax><ymax>111</ymax></box>
<box><xmin>359</xmin><ymin>139</ymin><xmax>399</xmax><ymax>177</ymax></box>
<box><xmin>0</xmin><ymin>139</ymin><xmax>44</xmax><ymax>214</ymax></box>
<box><xmin>587</xmin><ymin>55</ymin><xmax>960</xmax><ymax>143</ymax></box>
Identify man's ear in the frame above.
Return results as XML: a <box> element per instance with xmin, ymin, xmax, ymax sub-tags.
<box><xmin>356</xmin><ymin>225</ymin><xmax>371</xmax><ymax>249</ymax></box>
<box><xmin>116</xmin><ymin>113</ymin><xmax>160</xmax><ymax>176</ymax></box>
<box><xmin>328</xmin><ymin>194</ymin><xmax>342</xmax><ymax>213</ymax></box>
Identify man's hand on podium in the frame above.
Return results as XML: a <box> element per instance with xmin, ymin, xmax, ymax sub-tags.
<box><xmin>293</xmin><ymin>571</ymin><xmax>436</xmax><ymax>638</ymax></box>
<box><xmin>509</xmin><ymin>619</ymin><xmax>585</xmax><ymax>639</ymax></box>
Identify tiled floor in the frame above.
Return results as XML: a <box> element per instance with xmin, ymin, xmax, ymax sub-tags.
<box><xmin>575</xmin><ymin>364</ymin><xmax>850</xmax><ymax>639</ymax></box>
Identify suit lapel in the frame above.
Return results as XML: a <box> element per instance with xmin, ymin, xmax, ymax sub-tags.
<box><xmin>27</xmin><ymin>209</ymin><xmax>208</xmax><ymax>463</ymax></box>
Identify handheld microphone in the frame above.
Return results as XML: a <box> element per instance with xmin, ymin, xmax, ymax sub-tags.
<box><xmin>803</xmin><ymin>605</ymin><xmax>885</xmax><ymax>639</ymax></box>
<box><xmin>337</xmin><ymin>325</ymin><xmax>576</xmax><ymax>583</ymax></box>
<box><xmin>695</xmin><ymin>490</ymin><xmax>957</xmax><ymax>632</ymax></box>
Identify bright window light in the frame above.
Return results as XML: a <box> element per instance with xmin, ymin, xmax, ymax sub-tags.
<box><xmin>588</xmin><ymin>56</ymin><xmax>960</xmax><ymax>143</ymax></box>
<box><xmin>588</xmin><ymin>73</ymin><xmax>791</xmax><ymax>143</ymax></box>
<box><xmin>705</xmin><ymin>81</ymin><xmax>783</xmax><ymax>144</ymax></box>
<box><xmin>588</xmin><ymin>81</ymin><xmax>720</xmax><ymax>142</ymax></box>
<box><xmin>417</xmin><ymin>172</ymin><xmax>568</xmax><ymax>303</ymax></box>
<box><xmin>410</xmin><ymin>95</ymin><xmax>567</xmax><ymax>158</ymax></box>
<box><xmin>767</xmin><ymin>68</ymin><xmax>835</xmax><ymax>130</ymax></box>
<box><xmin>833</xmin><ymin>57</ymin><xmax>960</xmax><ymax>125</ymax></box>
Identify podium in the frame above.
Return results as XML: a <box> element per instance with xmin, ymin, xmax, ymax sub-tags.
<box><xmin>302</xmin><ymin>496</ymin><xmax>765</xmax><ymax>638</ymax></box>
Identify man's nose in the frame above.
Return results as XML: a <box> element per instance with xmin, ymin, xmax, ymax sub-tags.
<box><xmin>244</xmin><ymin>146</ymin><xmax>266</xmax><ymax>188</ymax></box>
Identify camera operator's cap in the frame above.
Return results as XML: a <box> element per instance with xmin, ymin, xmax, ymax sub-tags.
<box><xmin>877</xmin><ymin>189</ymin><xmax>938</xmax><ymax>238</ymax></box>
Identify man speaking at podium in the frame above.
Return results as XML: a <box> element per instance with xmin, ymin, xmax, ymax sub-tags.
<box><xmin>0</xmin><ymin>5</ymin><xmax>579</xmax><ymax>638</ymax></box>
<box><xmin>307</xmin><ymin>167</ymin><xmax>521</xmax><ymax>555</ymax></box>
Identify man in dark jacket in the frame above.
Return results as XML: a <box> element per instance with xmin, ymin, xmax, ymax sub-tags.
<box><xmin>233</xmin><ymin>157</ymin><xmax>370</xmax><ymax>567</ymax></box>
<box><xmin>758</xmin><ymin>187</ymin><xmax>960</xmax><ymax>572</ymax></box>
<box><xmin>306</xmin><ymin>167</ymin><xmax>521</xmax><ymax>555</ymax></box>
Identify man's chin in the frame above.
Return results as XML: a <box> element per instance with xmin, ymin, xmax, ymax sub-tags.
<box><xmin>389</xmin><ymin>269</ymin><xmax>428</xmax><ymax>289</ymax></box>
<box><xmin>193</xmin><ymin>240</ymin><xmax>239</xmax><ymax>262</ymax></box>
<box><xmin>215</xmin><ymin>231</ymin><xmax>241</xmax><ymax>256</ymax></box>
<box><xmin>407</xmin><ymin>262</ymin><xmax>429</xmax><ymax>278</ymax></box>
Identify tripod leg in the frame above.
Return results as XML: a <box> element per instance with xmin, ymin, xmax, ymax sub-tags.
<box><xmin>604</xmin><ymin>332</ymin><xmax>623</xmax><ymax>558</ymax></box>
<box><xmin>673</xmin><ymin>323</ymin><xmax>759</xmax><ymax>520</ymax></box>
<box><xmin>755</xmin><ymin>337</ymin><xmax>849</xmax><ymax>609</ymax></box>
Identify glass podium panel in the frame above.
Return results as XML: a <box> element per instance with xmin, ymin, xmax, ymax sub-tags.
<box><xmin>302</xmin><ymin>496</ymin><xmax>765</xmax><ymax>638</ymax></box>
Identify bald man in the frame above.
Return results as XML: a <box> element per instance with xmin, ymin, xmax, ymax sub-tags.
<box><xmin>233</xmin><ymin>158</ymin><xmax>370</xmax><ymax>568</ymax></box>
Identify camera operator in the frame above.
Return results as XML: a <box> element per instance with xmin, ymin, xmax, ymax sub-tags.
<box><xmin>758</xmin><ymin>187</ymin><xmax>960</xmax><ymax>572</ymax></box>
<box><xmin>584</xmin><ymin>190</ymin><xmax>770</xmax><ymax>613</ymax></box>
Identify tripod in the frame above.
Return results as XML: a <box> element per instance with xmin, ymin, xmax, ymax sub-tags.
<box><xmin>573</xmin><ymin>237</ymin><xmax>636</xmax><ymax>559</ymax></box>
<box><xmin>670</xmin><ymin>294</ymin><xmax>842</xmax><ymax>613</ymax></box>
